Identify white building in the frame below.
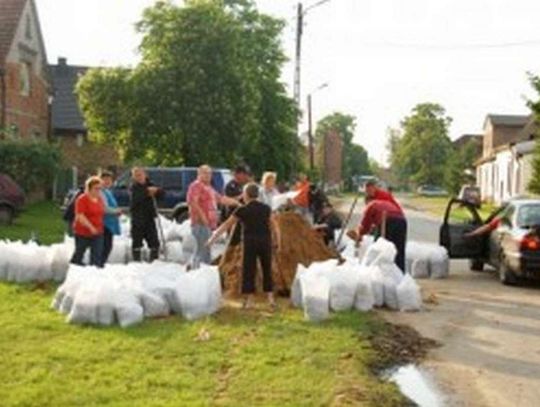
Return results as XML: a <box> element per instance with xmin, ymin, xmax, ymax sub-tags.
<box><xmin>476</xmin><ymin>115</ymin><xmax>536</xmax><ymax>205</ymax></box>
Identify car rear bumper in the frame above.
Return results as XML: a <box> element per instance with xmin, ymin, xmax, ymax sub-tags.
<box><xmin>519</xmin><ymin>252</ymin><xmax>540</xmax><ymax>277</ymax></box>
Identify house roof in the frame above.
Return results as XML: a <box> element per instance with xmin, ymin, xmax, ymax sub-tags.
<box><xmin>49</xmin><ymin>58</ymin><xmax>88</xmax><ymax>132</ymax></box>
<box><xmin>484</xmin><ymin>114</ymin><xmax>530</xmax><ymax>129</ymax></box>
<box><xmin>516</xmin><ymin>116</ymin><xmax>538</xmax><ymax>142</ymax></box>
<box><xmin>0</xmin><ymin>0</ymin><xmax>27</xmax><ymax>66</ymax></box>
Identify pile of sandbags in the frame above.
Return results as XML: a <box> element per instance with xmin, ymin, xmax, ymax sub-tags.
<box><xmin>292</xmin><ymin>238</ymin><xmax>422</xmax><ymax>321</ymax></box>
<box><xmin>0</xmin><ymin>240</ymin><xmax>53</xmax><ymax>283</ymax></box>
<box><xmin>219</xmin><ymin>212</ymin><xmax>337</xmax><ymax>296</ymax></box>
<box><xmin>51</xmin><ymin>261</ymin><xmax>222</xmax><ymax>327</ymax></box>
<box><xmin>406</xmin><ymin>241</ymin><xmax>450</xmax><ymax>279</ymax></box>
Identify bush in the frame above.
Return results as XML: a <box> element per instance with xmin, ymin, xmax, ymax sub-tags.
<box><xmin>0</xmin><ymin>140</ymin><xmax>61</xmax><ymax>192</ymax></box>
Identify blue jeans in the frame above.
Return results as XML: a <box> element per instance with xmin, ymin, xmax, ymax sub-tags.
<box><xmin>71</xmin><ymin>234</ymin><xmax>104</xmax><ymax>267</ymax></box>
<box><xmin>191</xmin><ymin>224</ymin><xmax>211</xmax><ymax>269</ymax></box>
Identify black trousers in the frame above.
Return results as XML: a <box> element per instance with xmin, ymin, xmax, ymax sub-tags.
<box><xmin>132</xmin><ymin>220</ymin><xmax>160</xmax><ymax>262</ymax></box>
<box><xmin>242</xmin><ymin>238</ymin><xmax>273</xmax><ymax>294</ymax></box>
<box><xmin>101</xmin><ymin>228</ymin><xmax>114</xmax><ymax>266</ymax></box>
<box><xmin>385</xmin><ymin>217</ymin><xmax>407</xmax><ymax>273</ymax></box>
<box><xmin>71</xmin><ymin>234</ymin><xmax>103</xmax><ymax>267</ymax></box>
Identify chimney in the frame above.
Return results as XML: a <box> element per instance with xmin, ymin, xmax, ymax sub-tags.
<box><xmin>58</xmin><ymin>57</ymin><xmax>67</xmax><ymax>66</ymax></box>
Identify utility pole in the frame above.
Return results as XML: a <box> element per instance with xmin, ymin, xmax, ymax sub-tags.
<box><xmin>307</xmin><ymin>93</ymin><xmax>313</xmax><ymax>170</ymax></box>
<box><xmin>294</xmin><ymin>3</ymin><xmax>303</xmax><ymax>106</ymax></box>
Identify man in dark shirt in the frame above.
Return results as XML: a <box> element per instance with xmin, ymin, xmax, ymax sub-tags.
<box><xmin>348</xmin><ymin>198</ymin><xmax>407</xmax><ymax>272</ymax></box>
<box><xmin>130</xmin><ymin>167</ymin><xmax>163</xmax><ymax>262</ymax></box>
<box><xmin>207</xmin><ymin>182</ymin><xmax>281</xmax><ymax>310</ymax></box>
<box><xmin>314</xmin><ymin>202</ymin><xmax>343</xmax><ymax>247</ymax></box>
<box><xmin>224</xmin><ymin>165</ymin><xmax>251</xmax><ymax>246</ymax></box>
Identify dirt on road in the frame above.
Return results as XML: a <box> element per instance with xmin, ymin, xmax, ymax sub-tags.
<box><xmin>383</xmin><ymin>262</ymin><xmax>540</xmax><ymax>407</ymax></box>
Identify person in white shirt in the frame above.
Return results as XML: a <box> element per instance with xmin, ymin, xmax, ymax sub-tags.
<box><xmin>259</xmin><ymin>171</ymin><xmax>279</xmax><ymax>209</ymax></box>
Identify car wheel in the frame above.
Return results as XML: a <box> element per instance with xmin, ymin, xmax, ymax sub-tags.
<box><xmin>0</xmin><ymin>206</ymin><xmax>14</xmax><ymax>225</ymax></box>
<box><xmin>498</xmin><ymin>258</ymin><xmax>517</xmax><ymax>286</ymax></box>
<box><xmin>175</xmin><ymin>210</ymin><xmax>189</xmax><ymax>224</ymax></box>
<box><xmin>470</xmin><ymin>259</ymin><xmax>484</xmax><ymax>272</ymax></box>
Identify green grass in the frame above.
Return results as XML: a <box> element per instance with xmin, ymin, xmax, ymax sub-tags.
<box><xmin>0</xmin><ymin>201</ymin><xmax>65</xmax><ymax>245</ymax></box>
<box><xmin>0</xmin><ymin>284</ymin><xmax>405</xmax><ymax>407</ymax></box>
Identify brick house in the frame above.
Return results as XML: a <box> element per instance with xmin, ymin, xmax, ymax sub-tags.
<box><xmin>475</xmin><ymin>114</ymin><xmax>536</xmax><ymax>204</ymax></box>
<box><xmin>0</xmin><ymin>0</ymin><xmax>50</xmax><ymax>139</ymax></box>
<box><xmin>49</xmin><ymin>57</ymin><xmax>121</xmax><ymax>195</ymax></box>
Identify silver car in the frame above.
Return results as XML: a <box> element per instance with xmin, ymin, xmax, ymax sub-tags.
<box><xmin>440</xmin><ymin>198</ymin><xmax>540</xmax><ymax>285</ymax></box>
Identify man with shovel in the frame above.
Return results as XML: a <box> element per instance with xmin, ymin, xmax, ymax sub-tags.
<box><xmin>347</xmin><ymin>198</ymin><xmax>407</xmax><ymax>272</ymax></box>
<box><xmin>130</xmin><ymin>167</ymin><xmax>163</xmax><ymax>262</ymax></box>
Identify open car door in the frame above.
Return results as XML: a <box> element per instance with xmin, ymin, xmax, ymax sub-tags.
<box><xmin>440</xmin><ymin>198</ymin><xmax>484</xmax><ymax>258</ymax></box>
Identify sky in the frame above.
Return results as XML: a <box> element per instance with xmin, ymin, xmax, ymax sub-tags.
<box><xmin>35</xmin><ymin>0</ymin><xmax>540</xmax><ymax>165</ymax></box>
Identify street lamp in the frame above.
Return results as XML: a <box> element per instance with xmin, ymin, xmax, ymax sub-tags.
<box><xmin>294</xmin><ymin>0</ymin><xmax>332</xmax><ymax>105</ymax></box>
<box><xmin>307</xmin><ymin>82</ymin><xmax>329</xmax><ymax>171</ymax></box>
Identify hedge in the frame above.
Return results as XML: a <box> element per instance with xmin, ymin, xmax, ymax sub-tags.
<box><xmin>0</xmin><ymin>140</ymin><xmax>61</xmax><ymax>193</ymax></box>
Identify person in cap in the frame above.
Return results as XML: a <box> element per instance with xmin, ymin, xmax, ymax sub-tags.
<box><xmin>364</xmin><ymin>180</ymin><xmax>401</xmax><ymax>210</ymax></box>
<box><xmin>207</xmin><ymin>182</ymin><xmax>280</xmax><ymax>310</ymax></box>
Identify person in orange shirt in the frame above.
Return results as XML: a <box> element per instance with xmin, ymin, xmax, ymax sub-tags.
<box><xmin>293</xmin><ymin>173</ymin><xmax>311</xmax><ymax>223</ymax></box>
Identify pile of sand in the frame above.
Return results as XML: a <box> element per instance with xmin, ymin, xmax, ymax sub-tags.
<box><xmin>219</xmin><ymin>212</ymin><xmax>337</xmax><ymax>296</ymax></box>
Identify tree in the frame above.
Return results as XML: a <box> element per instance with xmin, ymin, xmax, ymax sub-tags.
<box><xmin>77</xmin><ymin>0</ymin><xmax>299</xmax><ymax>178</ymax></box>
<box><xmin>527</xmin><ymin>75</ymin><xmax>540</xmax><ymax>194</ymax></box>
<box><xmin>443</xmin><ymin>140</ymin><xmax>479</xmax><ymax>195</ymax></box>
<box><xmin>315</xmin><ymin>112</ymin><xmax>370</xmax><ymax>190</ymax></box>
<box><xmin>387</xmin><ymin>103</ymin><xmax>452</xmax><ymax>187</ymax></box>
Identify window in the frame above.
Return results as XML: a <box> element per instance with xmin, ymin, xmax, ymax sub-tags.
<box><xmin>19</xmin><ymin>62</ymin><xmax>31</xmax><ymax>96</ymax></box>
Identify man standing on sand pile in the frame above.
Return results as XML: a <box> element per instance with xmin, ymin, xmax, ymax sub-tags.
<box><xmin>130</xmin><ymin>167</ymin><xmax>164</xmax><ymax>262</ymax></box>
<box><xmin>187</xmin><ymin>165</ymin><xmax>240</xmax><ymax>268</ymax></box>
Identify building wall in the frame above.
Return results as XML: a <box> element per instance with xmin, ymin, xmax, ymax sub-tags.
<box><xmin>2</xmin><ymin>0</ymin><xmax>49</xmax><ymax>139</ymax></box>
<box><xmin>322</xmin><ymin>130</ymin><xmax>343</xmax><ymax>188</ymax></box>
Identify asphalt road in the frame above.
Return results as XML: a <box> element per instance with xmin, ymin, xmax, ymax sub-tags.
<box><xmin>338</xmin><ymin>198</ymin><xmax>540</xmax><ymax>407</ymax></box>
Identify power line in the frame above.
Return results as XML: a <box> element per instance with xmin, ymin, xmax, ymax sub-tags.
<box><xmin>357</xmin><ymin>39</ymin><xmax>540</xmax><ymax>50</ymax></box>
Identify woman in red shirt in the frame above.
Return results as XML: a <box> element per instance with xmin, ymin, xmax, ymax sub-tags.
<box><xmin>70</xmin><ymin>176</ymin><xmax>105</xmax><ymax>267</ymax></box>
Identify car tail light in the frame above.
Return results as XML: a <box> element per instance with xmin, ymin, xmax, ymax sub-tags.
<box><xmin>521</xmin><ymin>235</ymin><xmax>540</xmax><ymax>251</ymax></box>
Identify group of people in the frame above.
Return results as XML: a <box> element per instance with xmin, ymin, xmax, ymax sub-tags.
<box><xmin>66</xmin><ymin>167</ymin><xmax>163</xmax><ymax>267</ymax></box>
<box><xmin>66</xmin><ymin>163</ymin><xmax>406</xmax><ymax>309</ymax></box>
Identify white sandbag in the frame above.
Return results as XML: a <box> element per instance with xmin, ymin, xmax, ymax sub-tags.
<box><xmin>67</xmin><ymin>283</ymin><xmax>100</xmax><ymax>325</ymax></box>
<box><xmin>301</xmin><ymin>272</ymin><xmax>330</xmax><ymax>322</ymax></box>
<box><xmin>370</xmin><ymin>266</ymin><xmax>385</xmax><ymax>307</ymax></box>
<box><xmin>5</xmin><ymin>241</ymin><xmax>51</xmax><ymax>283</ymax></box>
<box><xmin>291</xmin><ymin>264</ymin><xmax>308</xmax><ymax>307</ymax></box>
<box><xmin>108</xmin><ymin>237</ymin><xmax>130</xmax><ymax>264</ymax></box>
<box><xmin>141</xmin><ymin>261</ymin><xmax>186</xmax><ymax>313</ymax></box>
<box><xmin>429</xmin><ymin>247</ymin><xmax>450</xmax><ymax>279</ymax></box>
<box><xmin>53</xmin><ymin>265</ymin><xmax>91</xmax><ymax>313</ymax></box>
<box><xmin>361</xmin><ymin>237</ymin><xmax>397</xmax><ymax>267</ymax></box>
<box><xmin>381</xmin><ymin>263</ymin><xmax>403</xmax><ymax>310</ymax></box>
<box><xmin>327</xmin><ymin>264</ymin><xmax>358</xmax><ymax>312</ymax></box>
<box><xmin>0</xmin><ymin>240</ymin><xmax>11</xmax><ymax>279</ymax></box>
<box><xmin>181</xmin><ymin>233</ymin><xmax>198</xmax><ymax>265</ymax></box>
<box><xmin>397</xmin><ymin>274</ymin><xmax>422</xmax><ymax>311</ymax></box>
<box><xmin>165</xmin><ymin>241</ymin><xmax>184</xmax><ymax>263</ymax></box>
<box><xmin>50</xmin><ymin>243</ymin><xmax>72</xmax><ymax>281</ymax></box>
<box><xmin>114</xmin><ymin>290</ymin><xmax>144</xmax><ymax>328</ymax></box>
<box><xmin>355</xmin><ymin>235</ymin><xmax>375</xmax><ymax>263</ymax></box>
<box><xmin>354</xmin><ymin>268</ymin><xmax>375</xmax><ymax>312</ymax></box>
<box><xmin>411</xmin><ymin>258</ymin><xmax>430</xmax><ymax>279</ymax></box>
<box><xmin>175</xmin><ymin>266</ymin><xmax>222</xmax><ymax>320</ymax></box>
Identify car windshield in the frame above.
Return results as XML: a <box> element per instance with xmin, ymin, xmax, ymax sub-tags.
<box><xmin>516</xmin><ymin>204</ymin><xmax>540</xmax><ymax>228</ymax></box>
